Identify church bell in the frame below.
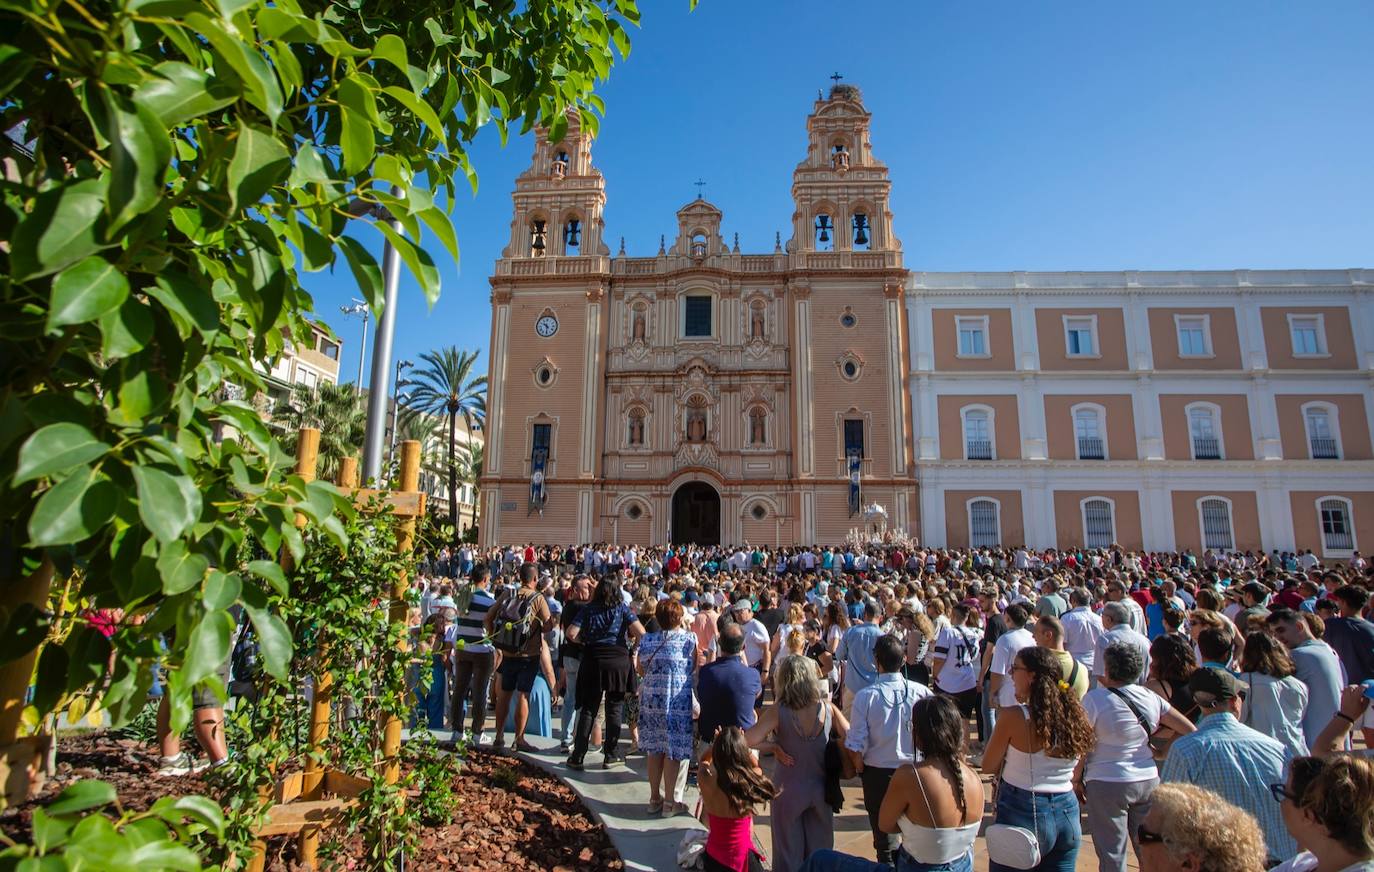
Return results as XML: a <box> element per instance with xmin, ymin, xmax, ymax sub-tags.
<box><xmin>853</xmin><ymin>214</ymin><xmax>869</xmax><ymax>246</ymax></box>
<box><xmin>815</xmin><ymin>214</ymin><xmax>832</xmax><ymax>243</ymax></box>
<box><xmin>531</xmin><ymin>219</ymin><xmax>547</xmax><ymax>253</ymax></box>
<box><xmin>564</xmin><ymin>219</ymin><xmax>581</xmax><ymax>248</ymax></box>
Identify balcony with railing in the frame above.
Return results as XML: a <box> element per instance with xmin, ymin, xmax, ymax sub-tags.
<box><xmin>1310</xmin><ymin>437</ymin><xmax>1340</xmax><ymax>459</ymax></box>
<box><xmin>1076</xmin><ymin>437</ymin><xmax>1105</xmax><ymax>460</ymax></box>
<box><xmin>965</xmin><ymin>440</ymin><xmax>993</xmax><ymax>461</ymax></box>
<box><xmin>1192</xmin><ymin>436</ymin><xmax>1221</xmax><ymax>460</ymax></box>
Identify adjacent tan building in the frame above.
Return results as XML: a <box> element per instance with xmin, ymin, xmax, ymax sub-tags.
<box><xmin>911</xmin><ymin>270</ymin><xmax>1374</xmax><ymax>557</ymax></box>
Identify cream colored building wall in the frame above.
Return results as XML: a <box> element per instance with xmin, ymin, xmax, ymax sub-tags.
<box><xmin>910</xmin><ymin>270</ymin><xmax>1374</xmax><ymax>554</ymax></box>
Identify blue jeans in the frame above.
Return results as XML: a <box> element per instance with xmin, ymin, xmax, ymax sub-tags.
<box><xmin>988</xmin><ymin>783</ymin><xmax>1081</xmax><ymax>872</ymax></box>
<box><xmin>799</xmin><ymin>848</ymin><xmax>973</xmax><ymax>872</ymax></box>
<box><xmin>412</xmin><ymin>656</ymin><xmax>447</xmax><ymax>730</ymax></box>
<box><xmin>561</xmin><ymin>657</ymin><xmax>581</xmax><ymax>744</ymax></box>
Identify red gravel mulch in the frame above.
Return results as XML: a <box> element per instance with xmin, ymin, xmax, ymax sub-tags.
<box><xmin>1</xmin><ymin>735</ymin><xmax>622</xmax><ymax>872</ymax></box>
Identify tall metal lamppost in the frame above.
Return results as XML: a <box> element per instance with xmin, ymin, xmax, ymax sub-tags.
<box><xmin>338</xmin><ymin>299</ymin><xmax>369</xmax><ymax>392</ymax></box>
<box><xmin>388</xmin><ymin>357</ymin><xmax>414</xmax><ymax>469</ymax></box>
<box><xmin>347</xmin><ymin>188</ymin><xmax>405</xmax><ymax>483</ymax></box>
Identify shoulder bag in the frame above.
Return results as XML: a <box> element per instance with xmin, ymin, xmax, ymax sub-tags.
<box><xmin>984</xmin><ymin>728</ymin><xmax>1042</xmax><ymax>869</ymax></box>
<box><xmin>1107</xmin><ymin>685</ymin><xmax>1158</xmax><ymax>738</ymax></box>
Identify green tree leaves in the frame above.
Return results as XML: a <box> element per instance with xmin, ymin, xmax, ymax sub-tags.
<box><xmin>14</xmin><ymin>424</ymin><xmax>110</xmax><ymax>486</ymax></box>
<box><xmin>228</xmin><ymin>122</ymin><xmax>292</xmax><ymax>213</ymax></box>
<box><xmin>131</xmin><ymin>466</ymin><xmax>203</xmax><ymax>543</ymax></box>
<box><xmin>47</xmin><ymin>258</ymin><xmax>131</xmax><ymax>333</ymax></box>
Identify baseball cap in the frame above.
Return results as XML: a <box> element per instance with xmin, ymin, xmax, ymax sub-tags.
<box><xmin>1188</xmin><ymin>667</ymin><xmax>1244</xmax><ymax>705</ymax></box>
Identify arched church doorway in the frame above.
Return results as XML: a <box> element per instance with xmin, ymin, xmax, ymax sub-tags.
<box><xmin>671</xmin><ymin>482</ymin><xmax>720</xmax><ymax>545</ymax></box>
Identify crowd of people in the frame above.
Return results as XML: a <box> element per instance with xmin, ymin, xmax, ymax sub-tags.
<box><xmin>413</xmin><ymin>541</ymin><xmax>1374</xmax><ymax>872</ymax></box>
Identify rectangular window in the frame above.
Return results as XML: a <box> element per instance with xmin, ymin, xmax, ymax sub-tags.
<box><xmin>969</xmin><ymin>501</ymin><xmax>1000</xmax><ymax>548</ymax></box>
<box><xmin>843</xmin><ymin>419</ymin><xmax>865</xmax><ymax>459</ymax></box>
<box><xmin>1319</xmin><ymin>500</ymin><xmax>1353</xmax><ymax>551</ymax></box>
<box><xmin>684</xmin><ymin>296</ymin><xmax>713</xmax><ymax>338</ymax></box>
<box><xmin>1289</xmin><ymin>315</ymin><xmax>1326</xmax><ymax>357</ymax></box>
<box><xmin>956</xmin><ymin>317</ymin><xmax>988</xmax><ymax>357</ymax></box>
<box><xmin>1064</xmin><ymin>316</ymin><xmax>1097</xmax><ymax>357</ymax></box>
<box><xmin>1083</xmin><ymin>500</ymin><xmax>1115</xmax><ymax>548</ymax></box>
<box><xmin>1175</xmin><ymin>315</ymin><xmax>1211</xmax><ymax>357</ymax></box>
<box><xmin>532</xmin><ymin>423</ymin><xmax>551</xmax><ymax>457</ymax></box>
<box><xmin>1306</xmin><ymin>410</ymin><xmax>1339</xmax><ymax>459</ymax></box>
<box><xmin>1200</xmin><ymin>500</ymin><xmax>1234</xmax><ymax>550</ymax></box>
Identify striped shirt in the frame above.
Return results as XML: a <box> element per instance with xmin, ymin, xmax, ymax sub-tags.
<box><xmin>445</xmin><ymin>588</ymin><xmax>496</xmax><ymax>656</ymax></box>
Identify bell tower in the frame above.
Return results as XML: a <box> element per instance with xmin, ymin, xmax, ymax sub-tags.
<box><xmin>503</xmin><ymin>111</ymin><xmax>609</xmax><ymax>259</ymax></box>
<box><xmin>789</xmin><ymin>82</ymin><xmax>901</xmax><ymax>258</ymax></box>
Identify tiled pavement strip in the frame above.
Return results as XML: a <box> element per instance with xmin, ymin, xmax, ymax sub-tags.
<box><xmin>509</xmin><ymin>732</ymin><xmax>1137</xmax><ymax>872</ymax></box>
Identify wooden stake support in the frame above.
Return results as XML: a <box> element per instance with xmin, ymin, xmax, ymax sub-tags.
<box><xmin>248</xmin><ymin>438</ymin><xmax>425</xmax><ymax>870</ymax></box>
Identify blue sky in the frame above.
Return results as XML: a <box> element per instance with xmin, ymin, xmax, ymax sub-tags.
<box><xmin>306</xmin><ymin>1</ymin><xmax>1374</xmax><ymax>389</ymax></box>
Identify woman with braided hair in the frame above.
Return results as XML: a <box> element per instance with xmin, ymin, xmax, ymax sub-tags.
<box><xmin>797</xmin><ymin>695</ymin><xmax>983</xmax><ymax>871</ymax></box>
<box><xmin>981</xmin><ymin>645</ymin><xmax>1096</xmax><ymax>872</ymax></box>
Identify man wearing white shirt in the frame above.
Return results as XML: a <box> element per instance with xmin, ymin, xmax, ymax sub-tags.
<box><xmin>729</xmin><ymin>600</ymin><xmax>772</xmax><ymax>697</ymax></box>
<box><xmin>988</xmin><ymin>604</ymin><xmax>1037</xmax><ymax>709</ymax></box>
<box><xmin>1105</xmin><ymin>580</ymin><xmax>1147</xmax><ymax>635</ymax></box>
<box><xmin>844</xmin><ymin>635</ymin><xmax>933</xmax><ymax>866</ymax></box>
<box><xmin>1061</xmin><ymin>587</ymin><xmax>1106</xmax><ymax>680</ymax></box>
<box><xmin>1093</xmin><ymin>601</ymin><xmax>1151</xmax><ymax>683</ymax></box>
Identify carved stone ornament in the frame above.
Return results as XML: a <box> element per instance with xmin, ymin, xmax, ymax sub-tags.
<box><xmin>674</xmin><ymin>441</ymin><xmax>720</xmax><ymax>471</ymax></box>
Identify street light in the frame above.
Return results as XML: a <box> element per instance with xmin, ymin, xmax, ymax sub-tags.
<box><xmin>338</xmin><ymin>299</ymin><xmax>370</xmax><ymax>391</ymax></box>
<box><xmin>388</xmin><ymin>358</ymin><xmax>414</xmax><ymax>468</ymax></box>
<box><xmin>347</xmin><ymin>188</ymin><xmax>404</xmax><ymax>483</ymax></box>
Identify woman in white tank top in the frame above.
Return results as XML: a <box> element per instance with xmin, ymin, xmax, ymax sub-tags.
<box><xmin>980</xmin><ymin>646</ymin><xmax>1096</xmax><ymax>872</ymax></box>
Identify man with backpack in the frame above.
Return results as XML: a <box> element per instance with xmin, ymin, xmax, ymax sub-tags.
<box><xmin>485</xmin><ymin>562</ymin><xmax>554</xmax><ymax>751</ymax></box>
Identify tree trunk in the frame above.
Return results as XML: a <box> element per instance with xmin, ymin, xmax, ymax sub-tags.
<box><xmin>447</xmin><ymin>407</ymin><xmax>459</xmax><ymax>549</ymax></box>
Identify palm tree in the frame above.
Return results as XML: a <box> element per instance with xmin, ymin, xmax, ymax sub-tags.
<box><xmin>405</xmin><ymin>348</ymin><xmax>486</xmax><ymax>545</ymax></box>
<box><xmin>278</xmin><ymin>381</ymin><xmax>367</xmax><ymax>481</ymax></box>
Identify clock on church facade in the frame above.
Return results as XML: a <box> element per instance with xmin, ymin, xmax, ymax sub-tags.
<box><xmin>479</xmin><ymin>84</ymin><xmax>916</xmax><ymax>546</ymax></box>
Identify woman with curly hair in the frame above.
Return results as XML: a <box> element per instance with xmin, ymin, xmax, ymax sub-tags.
<box><xmin>981</xmin><ymin>645</ymin><xmax>1096</xmax><ymax>872</ymax></box>
<box><xmin>1138</xmin><ymin>782</ymin><xmax>1268</xmax><ymax>872</ymax></box>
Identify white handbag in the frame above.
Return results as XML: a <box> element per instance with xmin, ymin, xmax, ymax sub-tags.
<box><xmin>984</xmin><ymin>750</ymin><xmax>1042</xmax><ymax>869</ymax></box>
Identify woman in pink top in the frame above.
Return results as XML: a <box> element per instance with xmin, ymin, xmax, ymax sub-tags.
<box><xmin>698</xmin><ymin>726</ymin><xmax>775</xmax><ymax>872</ymax></box>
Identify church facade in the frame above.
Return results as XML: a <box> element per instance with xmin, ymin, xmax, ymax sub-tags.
<box><xmin>479</xmin><ymin>85</ymin><xmax>916</xmax><ymax>546</ymax></box>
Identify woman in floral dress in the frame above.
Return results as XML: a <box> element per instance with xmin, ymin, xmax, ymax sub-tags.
<box><xmin>636</xmin><ymin>598</ymin><xmax>698</xmax><ymax>815</ymax></box>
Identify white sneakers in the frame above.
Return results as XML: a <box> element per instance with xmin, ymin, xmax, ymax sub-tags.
<box><xmin>155</xmin><ymin>752</ymin><xmax>210</xmax><ymax>777</ymax></box>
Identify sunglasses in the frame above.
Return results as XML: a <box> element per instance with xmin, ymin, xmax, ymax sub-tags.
<box><xmin>1136</xmin><ymin>824</ymin><xmax>1164</xmax><ymax>845</ymax></box>
<box><xmin>1269</xmin><ymin>782</ymin><xmax>1301</xmax><ymax>804</ymax></box>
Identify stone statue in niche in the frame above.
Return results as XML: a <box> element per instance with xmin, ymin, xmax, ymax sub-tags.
<box><xmin>632</xmin><ymin>307</ymin><xmax>646</xmax><ymax>342</ymax></box>
<box><xmin>750</xmin><ymin>305</ymin><xmax>765</xmax><ymax>339</ymax></box>
<box><xmin>628</xmin><ymin>413</ymin><xmax>644</xmax><ymax>446</ymax></box>
<box><xmin>686</xmin><ymin>408</ymin><xmax>707</xmax><ymax>443</ymax></box>
<box><xmin>749</xmin><ymin>408</ymin><xmax>766</xmax><ymax>444</ymax></box>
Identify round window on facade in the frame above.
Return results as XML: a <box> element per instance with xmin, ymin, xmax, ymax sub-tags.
<box><xmin>843</xmin><ymin>361</ymin><xmax>858</xmax><ymax>379</ymax></box>
<box><xmin>538</xmin><ymin>367</ymin><xmax>552</xmax><ymax>385</ymax></box>
<box><xmin>626</xmin><ymin>504</ymin><xmax>643</xmax><ymax>520</ymax></box>
<box><xmin>840</xmin><ymin>311</ymin><xmax>857</xmax><ymax>328</ymax></box>
<box><xmin>751</xmin><ymin>504</ymin><xmax>767</xmax><ymax>521</ymax></box>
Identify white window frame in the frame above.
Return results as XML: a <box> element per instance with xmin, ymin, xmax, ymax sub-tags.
<box><xmin>1080</xmin><ymin>497</ymin><xmax>1117</xmax><ymax>549</ymax></box>
<box><xmin>1287</xmin><ymin>313</ymin><xmax>1329</xmax><ymax>358</ymax></box>
<box><xmin>1071</xmin><ymin>402</ymin><xmax>1109</xmax><ymax>460</ymax></box>
<box><xmin>1185</xmin><ymin>402</ymin><xmax>1225</xmax><ymax>460</ymax></box>
<box><xmin>1174</xmin><ymin>314</ymin><xmax>1213</xmax><ymax>358</ymax></box>
<box><xmin>679</xmin><ymin>291</ymin><xmax>718</xmax><ymax>341</ymax></box>
<box><xmin>1314</xmin><ymin>495</ymin><xmax>1356</xmax><ymax>557</ymax></box>
<box><xmin>1301</xmin><ymin>401</ymin><xmax>1342</xmax><ymax>460</ymax></box>
<box><xmin>1196</xmin><ymin>496</ymin><xmax>1235</xmax><ymax>551</ymax></box>
<box><xmin>955</xmin><ymin>315</ymin><xmax>991</xmax><ymax>359</ymax></box>
<box><xmin>966</xmin><ymin>497</ymin><xmax>1002</xmax><ymax>549</ymax></box>
<box><xmin>960</xmin><ymin>404</ymin><xmax>996</xmax><ymax>460</ymax></box>
<box><xmin>1062</xmin><ymin>314</ymin><xmax>1100</xmax><ymax>359</ymax></box>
